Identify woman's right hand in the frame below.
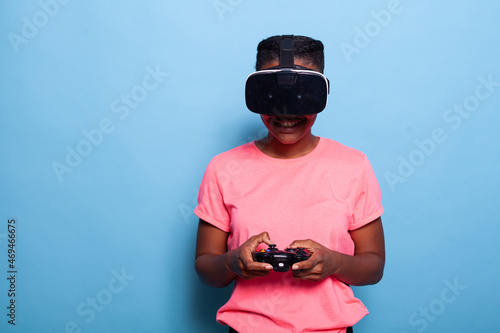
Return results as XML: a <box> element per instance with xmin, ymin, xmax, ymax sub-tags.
<box><xmin>227</xmin><ymin>232</ymin><xmax>274</xmax><ymax>280</ymax></box>
<box><xmin>195</xmin><ymin>220</ymin><xmax>274</xmax><ymax>287</ymax></box>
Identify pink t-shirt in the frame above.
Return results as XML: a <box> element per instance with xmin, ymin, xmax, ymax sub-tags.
<box><xmin>195</xmin><ymin>138</ymin><xmax>384</xmax><ymax>333</ymax></box>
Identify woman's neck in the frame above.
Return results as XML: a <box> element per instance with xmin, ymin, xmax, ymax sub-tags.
<box><xmin>255</xmin><ymin>133</ymin><xmax>320</xmax><ymax>159</ymax></box>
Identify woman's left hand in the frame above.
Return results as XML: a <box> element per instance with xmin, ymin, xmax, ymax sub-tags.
<box><xmin>287</xmin><ymin>239</ymin><xmax>341</xmax><ymax>281</ymax></box>
<box><xmin>288</xmin><ymin>218</ymin><xmax>385</xmax><ymax>285</ymax></box>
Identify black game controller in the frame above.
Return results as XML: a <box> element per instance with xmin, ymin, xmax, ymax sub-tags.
<box><xmin>252</xmin><ymin>244</ymin><xmax>311</xmax><ymax>272</ymax></box>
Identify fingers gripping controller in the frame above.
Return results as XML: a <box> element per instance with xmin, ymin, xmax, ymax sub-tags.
<box><xmin>252</xmin><ymin>244</ymin><xmax>310</xmax><ymax>272</ymax></box>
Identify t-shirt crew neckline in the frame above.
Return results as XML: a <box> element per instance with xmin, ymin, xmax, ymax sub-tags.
<box><xmin>251</xmin><ymin>137</ymin><xmax>326</xmax><ymax>164</ymax></box>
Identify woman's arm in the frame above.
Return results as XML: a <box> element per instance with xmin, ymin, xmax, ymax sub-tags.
<box><xmin>289</xmin><ymin>217</ymin><xmax>385</xmax><ymax>286</ymax></box>
<box><xmin>194</xmin><ymin>219</ymin><xmax>273</xmax><ymax>288</ymax></box>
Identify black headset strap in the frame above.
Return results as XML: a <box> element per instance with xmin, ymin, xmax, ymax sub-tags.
<box><xmin>265</xmin><ymin>65</ymin><xmax>312</xmax><ymax>71</ymax></box>
<box><xmin>280</xmin><ymin>35</ymin><xmax>294</xmax><ymax>68</ymax></box>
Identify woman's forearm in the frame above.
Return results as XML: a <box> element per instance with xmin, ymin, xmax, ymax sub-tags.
<box><xmin>332</xmin><ymin>251</ymin><xmax>384</xmax><ymax>286</ymax></box>
<box><xmin>195</xmin><ymin>251</ymin><xmax>238</xmax><ymax>288</ymax></box>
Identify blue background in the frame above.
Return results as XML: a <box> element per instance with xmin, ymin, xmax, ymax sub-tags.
<box><xmin>1</xmin><ymin>1</ymin><xmax>499</xmax><ymax>332</ymax></box>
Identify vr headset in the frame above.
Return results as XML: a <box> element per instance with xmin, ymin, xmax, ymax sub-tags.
<box><xmin>245</xmin><ymin>35</ymin><xmax>329</xmax><ymax>116</ymax></box>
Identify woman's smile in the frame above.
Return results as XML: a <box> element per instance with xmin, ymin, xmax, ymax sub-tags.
<box><xmin>271</xmin><ymin>117</ymin><xmax>308</xmax><ymax>133</ymax></box>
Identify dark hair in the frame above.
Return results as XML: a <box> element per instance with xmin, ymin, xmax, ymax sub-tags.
<box><xmin>255</xmin><ymin>35</ymin><xmax>325</xmax><ymax>73</ymax></box>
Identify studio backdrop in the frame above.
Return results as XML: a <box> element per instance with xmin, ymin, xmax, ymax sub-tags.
<box><xmin>1</xmin><ymin>1</ymin><xmax>499</xmax><ymax>332</ymax></box>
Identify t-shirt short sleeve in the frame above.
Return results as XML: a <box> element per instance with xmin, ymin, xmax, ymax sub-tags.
<box><xmin>194</xmin><ymin>159</ymin><xmax>231</xmax><ymax>232</ymax></box>
<box><xmin>350</xmin><ymin>155</ymin><xmax>384</xmax><ymax>230</ymax></box>
<box><xmin>193</xmin><ymin>139</ymin><xmax>383</xmax><ymax>331</ymax></box>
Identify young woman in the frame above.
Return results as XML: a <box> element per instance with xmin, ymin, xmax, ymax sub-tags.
<box><xmin>194</xmin><ymin>35</ymin><xmax>385</xmax><ymax>333</ymax></box>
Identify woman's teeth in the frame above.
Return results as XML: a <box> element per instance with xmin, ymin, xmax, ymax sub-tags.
<box><xmin>280</xmin><ymin>120</ymin><xmax>301</xmax><ymax>127</ymax></box>
<box><xmin>273</xmin><ymin>118</ymin><xmax>306</xmax><ymax>132</ymax></box>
